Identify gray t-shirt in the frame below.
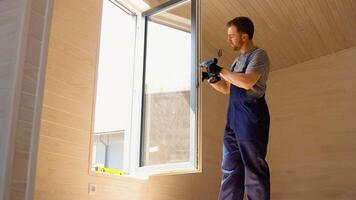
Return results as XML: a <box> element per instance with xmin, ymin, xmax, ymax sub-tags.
<box><xmin>230</xmin><ymin>47</ymin><xmax>270</xmax><ymax>98</ymax></box>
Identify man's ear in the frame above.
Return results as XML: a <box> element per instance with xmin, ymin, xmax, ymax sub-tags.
<box><xmin>241</xmin><ymin>33</ymin><xmax>249</xmax><ymax>42</ymax></box>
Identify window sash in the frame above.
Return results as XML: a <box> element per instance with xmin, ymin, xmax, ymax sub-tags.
<box><xmin>133</xmin><ymin>0</ymin><xmax>200</xmax><ymax>175</ymax></box>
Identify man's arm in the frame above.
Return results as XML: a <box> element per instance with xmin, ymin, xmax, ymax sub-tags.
<box><xmin>219</xmin><ymin>69</ymin><xmax>261</xmax><ymax>90</ymax></box>
<box><xmin>209</xmin><ymin>79</ymin><xmax>230</xmax><ymax>95</ymax></box>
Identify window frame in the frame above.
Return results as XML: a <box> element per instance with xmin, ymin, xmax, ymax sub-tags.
<box><xmin>89</xmin><ymin>0</ymin><xmax>201</xmax><ymax>179</ymax></box>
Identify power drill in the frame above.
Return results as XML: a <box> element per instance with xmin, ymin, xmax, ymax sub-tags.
<box><xmin>200</xmin><ymin>58</ymin><xmax>221</xmax><ymax>83</ymax></box>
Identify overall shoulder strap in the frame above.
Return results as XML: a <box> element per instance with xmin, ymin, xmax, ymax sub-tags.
<box><xmin>230</xmin><ymin>59</ymin><xmax>238</xmax><ymax>72</ymax></box>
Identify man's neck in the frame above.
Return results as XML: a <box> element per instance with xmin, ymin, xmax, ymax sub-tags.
<box><xmin>240</xmin><ymin>41</ymin><xmax>254</xmax><ymax>54</ymax></box>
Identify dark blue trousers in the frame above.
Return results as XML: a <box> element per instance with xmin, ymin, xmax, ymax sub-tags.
<box><xmin>218</xmin><ymin>84</ymin><xmax>270</xmax><ymax>200</ymax></box>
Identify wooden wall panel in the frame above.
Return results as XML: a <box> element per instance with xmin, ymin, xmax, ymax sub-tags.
<box><xmin>0</xmin><ymin>0</ymin><xmax>42</xmax><ymax>198</ymax></box>
<box><xmin>0</xmin><ymin>0</ymin><xmax>21</xmax><ymax>197</ymax></box>
<box><xmin>266</xmin><ymin>47</ymin><xmax>356</xmax><ymax>199</ymax></box>
<box><xmin>3</xmin><ymin>0</ymin><xmax>51</xmax><ymax>199</ymax></box>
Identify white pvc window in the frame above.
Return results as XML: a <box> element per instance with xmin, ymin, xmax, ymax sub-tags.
<box><xmin>90</xmin><ymin>0</ymin><xmax>199</xmax><ymax>178</ymax></box>
<box><xmin>138</xmin><ymin>0</ymin><xmax>199</xmax><ymax>175</ymax></box>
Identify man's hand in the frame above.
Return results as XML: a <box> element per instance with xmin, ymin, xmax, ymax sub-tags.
<box><xmin>202</xmin><ymin>71</ymin><xmax>221</xmax><ymax>83</ymax></box>
<box><xmin>208</xmin><ymin>76</ymin><xmax>221</xmax><ymax>83</ymax></box>
<box><xmin>202</xmin><ymin>72</ymin><xmax>210</xmax><ymax>81</ymax></box>
<box><xmin>207</xmin><ymin>64</ymin><xmax>222</xmax><ymax>75</ymax></box>
<box><xmin>200</xmin><ymin>58</ymin><xmax>222</xmax><ymax>84</ymax></box>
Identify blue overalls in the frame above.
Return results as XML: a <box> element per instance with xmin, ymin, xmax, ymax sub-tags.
<box><xmin>218</xmin><ymin>54</ymin><xmax>270</xmax><ymax>200</ymax></box>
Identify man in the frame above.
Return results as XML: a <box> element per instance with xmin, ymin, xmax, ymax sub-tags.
<box><xmin>206</xmin><ymin>17</ymin><xmax>271</xmax><ymax>200</ymax></box>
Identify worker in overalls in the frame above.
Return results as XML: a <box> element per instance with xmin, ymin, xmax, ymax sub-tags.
<box><xmin>206</xmin><ymin>16</ymin><xmax>271</xmax><ymax>200</ymax></box>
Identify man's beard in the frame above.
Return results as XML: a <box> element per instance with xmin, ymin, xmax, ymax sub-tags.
<box><xmin>233</xmin><ymin>46</ymin><xmax>241</xmax><ymax>51</ymax></box>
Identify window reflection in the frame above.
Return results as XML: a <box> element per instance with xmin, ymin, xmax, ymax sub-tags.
<box><xmin>142</xmin><ymin>1</ymin><xmax>192</xmax><ymax>166</ymax></box>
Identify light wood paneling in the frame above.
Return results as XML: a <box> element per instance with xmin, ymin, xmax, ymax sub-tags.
<box><xmin>33</xmin><ymin>0</ymin><xmax>356</xmax><ymax>200</ymax></box>
<box><xmin>0</xmin><ymin>0</ymin><xmax>31</xmax><ymax>198</ymax></box>
<box><xmin>32</xmin><ymin>0</ymin><xmax>48</xmax><ymax>15</ymax></box>
<box><xmin>3</xmin><ymin>0</ymin><xmax>51</xmax><ymax>199</ymax></box>
<box><xmin>201</xmin><ymin>0</ymin><xmax>356</xmax><ymax>71</ymax></box>
<box><xmin>266</xmin><ymin>47</ymin><xmax>356</xmax><ymax>199</ymax></box>
<box><xmin>0</xmin><ymin>0</ymin><xmax>20</xmax><ymax>196</ymax></box>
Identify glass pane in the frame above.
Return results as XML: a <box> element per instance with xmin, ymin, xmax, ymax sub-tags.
<box><xmin>91</xmin><ymin>0</ymin><xmax>136</xmax><ymax>174</ymax></box>
<box><xmin>142</xmin><ymin>1</ymin><xmax>192</xmax><ymax>166</ymax></box>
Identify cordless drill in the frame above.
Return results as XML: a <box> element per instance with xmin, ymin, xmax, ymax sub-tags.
<box><xmin>200</xmin><ymin>58</ymin><xmax>221</xmax><ymax>83</ymax></box>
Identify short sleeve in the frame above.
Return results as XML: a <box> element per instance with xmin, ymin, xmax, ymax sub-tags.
<box><xmin>245</xmin><ymin>49</ymin><xmax>269</xmax><ymax>75</ymax></box>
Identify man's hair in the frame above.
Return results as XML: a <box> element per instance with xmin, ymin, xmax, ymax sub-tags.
<box><xmin>227</xmin><ymin>16</ymin><xmax>254</xmax><ymax>40</ymax></box>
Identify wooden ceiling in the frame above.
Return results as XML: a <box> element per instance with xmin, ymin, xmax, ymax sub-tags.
<box><xmin>140</xmin><ymin>0</ymin><xmax>356</xmax><ymax>71</ymax></box>
<box><xmin>202</xmin><ymin>0</ymin><xmax>356</xmax><ymax>71</ymax></box>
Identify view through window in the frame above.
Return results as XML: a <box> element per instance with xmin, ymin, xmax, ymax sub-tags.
<box><xmin>91</xmin><ymin>0</ymin><xmax>136</xmax><ymax>175</ymax></box>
